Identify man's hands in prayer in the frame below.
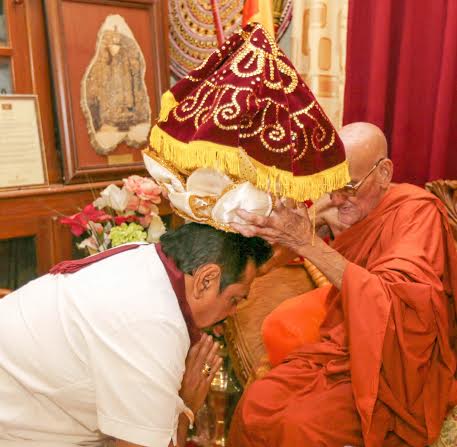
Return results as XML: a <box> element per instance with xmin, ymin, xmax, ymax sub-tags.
<box><xmin>180</xmin><ymin>333</ymin><xmax>222</xmax><ymax>415</ymax></box>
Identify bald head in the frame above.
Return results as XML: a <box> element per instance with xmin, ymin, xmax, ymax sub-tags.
<box><xmin>330</xmin><ymin>122</ymin><xmax>393</xmax><ymax>226</ymax></box>
<box><xmin>339</xmin><ymin>122</ymin><xmax>387</xmax><ymax>176</ymax></box>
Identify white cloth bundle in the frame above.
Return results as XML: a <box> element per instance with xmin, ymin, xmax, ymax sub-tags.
<box><xmin>143</xmin><ymin>152</ymin><xmax>272</xmax><ymax>231</ymax></box>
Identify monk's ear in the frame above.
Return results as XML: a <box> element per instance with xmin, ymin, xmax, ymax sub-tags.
<box><xmin>378</xmin><ymin>159</ymin><xmax>393</xmax><ymax>186</ymax></box>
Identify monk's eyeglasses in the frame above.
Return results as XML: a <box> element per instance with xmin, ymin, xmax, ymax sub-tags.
<box><xmin>334</xmin><ymin>158</ymin><xmax>385</xmax><ymax>197</ymax></box>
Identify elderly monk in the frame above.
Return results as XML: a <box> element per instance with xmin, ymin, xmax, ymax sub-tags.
<box><xmin>228</xmin><ymin>122</ymin><xmax>457</xmax><ymax>447</ymax></box>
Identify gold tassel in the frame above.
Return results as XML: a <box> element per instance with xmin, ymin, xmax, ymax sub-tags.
<box><xmin>158</xmin><ymin>90</ymin><xmax>178</xmax><ymax>122</ymax></box>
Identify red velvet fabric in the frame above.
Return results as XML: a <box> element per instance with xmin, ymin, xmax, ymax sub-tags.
<box><xmin>159</xmin><ymin>23</ymin><xmax>345</xmax><ymax>177</ymax></box>
<box><xmin>343</xmin><ymin>0</ymin><xmax>457</xmax><ymax>184</ymax></box>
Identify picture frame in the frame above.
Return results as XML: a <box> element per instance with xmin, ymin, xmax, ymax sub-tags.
<box><xmin>0</xmin><ymin>94</ymin><xmax>48</xmax><ymax>190</ymax></box>
<box><xmin>44</xmin><ymin>0</ymin><xmax>169</xmax><ymax>184</ymax></box>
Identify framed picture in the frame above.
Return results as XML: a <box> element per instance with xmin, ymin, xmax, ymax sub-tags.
<box><xmin>0</xmin><ymin>95</ymin><xmax>48</xmax><ymax>189</ymax></box>
<box><xmin>44</xmin><ymin>0</ymin><xmax>169</xmax><ymax>183</ymax></box>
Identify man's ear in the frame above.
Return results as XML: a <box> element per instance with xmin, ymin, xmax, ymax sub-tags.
<box><xmin>193</xmin><ymin>264</ymin><xmax>221</xmax><ymax>299</ymax></box>
<box><xmin>379</xmin><ymin>159</ymin><xmax>393</xmax><ymax>186</ymax></box>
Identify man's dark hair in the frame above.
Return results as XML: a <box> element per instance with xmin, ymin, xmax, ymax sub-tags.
<box><xmin>160</xmin><ymin>223</ymin><xmax>272</xmax><ymax>290</ymax></box>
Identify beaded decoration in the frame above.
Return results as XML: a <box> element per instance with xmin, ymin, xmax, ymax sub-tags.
<box><xmin>169</xmin><ymin>0</ymin><xmax>293</xmax><ymax>80</ymax></box>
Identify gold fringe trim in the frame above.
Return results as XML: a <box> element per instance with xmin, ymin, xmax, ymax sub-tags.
<box><xmin>255</xmin><ymin>158</ymin><xmax>350</xmax><ymax>201</ymax></box>
<box><xmin>148</xmin><ymin>125</ymin><xmax>350</xmax><ymax>202</ymax></box>
<box><xmin>158</xmin><ymin>90</ymin><xmax>178</xmax><ymax>122</ymax></box>
<box><xmin>150</xmin><ymin>125</ymin><xmax>242</xmax><ymax>176</ymax></box>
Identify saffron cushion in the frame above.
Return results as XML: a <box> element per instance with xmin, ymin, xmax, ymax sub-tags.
<box><xmin>262</xmin><ymin>284</ymin><xmax>331</xmax><ymax>366</ymax></box>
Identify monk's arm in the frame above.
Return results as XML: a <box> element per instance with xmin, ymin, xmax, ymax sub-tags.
<box><xmin>293</xmin><ymin>236</ymin><xmax>348</xmax><ymax>290</ymax></box>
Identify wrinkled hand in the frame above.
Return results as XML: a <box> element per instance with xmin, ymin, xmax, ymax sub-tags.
<box><xmin>179</xmin><ymin>333</ymin><xmax>222</xmax><ymax>415</ymax></box>
<box><xmin>231</xmin><ymin>198</ymin><xmax>313</xmax><ymax>251</ymax></box>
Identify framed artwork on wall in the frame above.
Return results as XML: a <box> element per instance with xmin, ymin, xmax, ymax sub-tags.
<box><xmin>0</xmin><ymin>95</ymin><xmax>48</xmax><ymax>190</ymax></box>
<box><xmin>44</xmin><ymin>0</ymin><xmax>169</xmax><ymax>183</ymax></box>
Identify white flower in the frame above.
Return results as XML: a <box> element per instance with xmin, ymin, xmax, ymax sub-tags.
<box><xmin>147</xmin><ymin>215</ymin><xmax>166</xmax><ymax>243</ymax></box>
<box><xmin>94</xmin><ymin>184</ymin><xmax>131</xmax><ymax>211</ymax></box>
<box><xmin>77</xmin><ymin>236</ymin><xmax>98</xmax><ymax>253</ymax></box>
<box><xmin>150</xmin><ymin>204</ymin><xmax>160</xmax><ymax>216</ymax></box>
<box><xmin>93</xmin><ymin>196</ymin><xmax>108</xmax><ymax>209</ymax></box>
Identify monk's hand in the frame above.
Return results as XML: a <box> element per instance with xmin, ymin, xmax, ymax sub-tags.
<box><xmin>231</xmin><ymin>198</ymin><xmax>313</xmax><ymax>251</ymax></box>
<box><xmin>179</xmin><ymin>333</ymin><xmax>222</xmax><ymax>415</ymax></box>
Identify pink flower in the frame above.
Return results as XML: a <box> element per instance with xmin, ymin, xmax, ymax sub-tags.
<box><xmin>138</xmin><ymin>203</ymin><xmax>160</xmax><ymax>227</ymax></box>
<box><xmin>138</xmin><ymin>215</ymin><xmax>152</xmax><ymax>227</ymax></box>
<box><xmin>138</xmin><ymin>199</ymin><xmax>154</xmax><ymax>215</ymax></box>
<box><xmin>123</xmin><ymin>175</ymin><xmax>162</xmax><ymax>203</ymax></box>
<box><xmin>125</xmin><ymin>192</ymin><xmax>159</xmax><ymax>216</ymax></box>
<box><xmin>126</xmin><ymin>195</ymin><xmax>140</xmax><ymax>211</ymax></box>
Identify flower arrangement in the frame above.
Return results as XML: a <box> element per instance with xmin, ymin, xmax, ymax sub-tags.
<box><xmin>61</xmin><ymin>175</ymin><xmax>166</xmax><ymax>253</ymax></box>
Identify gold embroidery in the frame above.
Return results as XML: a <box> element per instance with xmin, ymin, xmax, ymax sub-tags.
<box><xmin>189</xmin><ymin>195</ymin><xmax>218</xmax><ymax>220</ymax></box>
<box><xmin>172</xmin><ymin>204</ymin><xmax>236</xmax><ymax>233</ymax></box>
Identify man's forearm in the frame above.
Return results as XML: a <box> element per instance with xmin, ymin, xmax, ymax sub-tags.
<box><xmin>294</xmin><ymin>237</ymin><xmax>348</xmax><ymax>290</ymax></box>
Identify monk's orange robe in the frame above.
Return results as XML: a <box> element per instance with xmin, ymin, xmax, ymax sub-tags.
<box><xmin>229</xmin><ymin>184</ymin><xmax>457</xmax><ymax>447</ymax></box>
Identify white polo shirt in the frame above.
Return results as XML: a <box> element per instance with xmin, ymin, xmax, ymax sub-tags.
<box><xmin>0</xmin><ymin>244</ymin><xmax>190</xmax><ymax>446</ymax></box>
